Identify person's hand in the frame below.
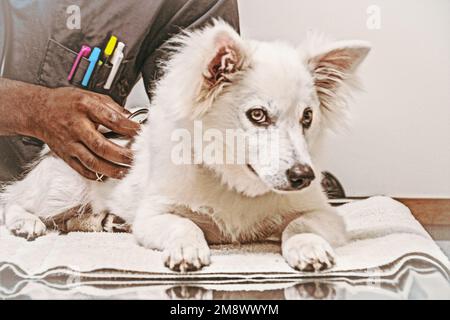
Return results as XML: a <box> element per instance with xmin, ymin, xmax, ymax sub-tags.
<box><xmin>31</xmin><ymin>87</ymin><xmax>141</xmax><ymax>180</ymax></box>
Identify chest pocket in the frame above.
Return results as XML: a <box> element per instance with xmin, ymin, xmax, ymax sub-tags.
<box><xmin>38</xmin><ymin>39</ymin><xmax>88</xmax><ymax>88</ymax></box>
<box><xmin>37</xmin><ymin>39</ymin><xmax>130</xmax><ymax>103</ymax></box>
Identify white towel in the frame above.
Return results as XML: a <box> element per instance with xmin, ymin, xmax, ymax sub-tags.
<box><xmin>0</xmin><ymin>197</ymin><xmax>448</xmax><ymax>298</ymax></box>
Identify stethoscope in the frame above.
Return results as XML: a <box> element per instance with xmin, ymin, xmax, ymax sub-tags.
<box><xmin>0</xmin><ymin>0</ymin><xmax>11</xmax><ymax>77</ymax></box>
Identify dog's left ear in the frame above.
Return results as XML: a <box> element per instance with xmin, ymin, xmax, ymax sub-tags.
<box><xmin>307</xmin><ymin>41</ymin><xmax>371</xmax><ymax>112</ymax></box>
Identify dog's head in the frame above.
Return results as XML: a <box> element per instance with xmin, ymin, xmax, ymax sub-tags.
<box><xmin>162</xmin><ymin>21</ymin><xmax>370</xmax><ymax>197</ymax></box>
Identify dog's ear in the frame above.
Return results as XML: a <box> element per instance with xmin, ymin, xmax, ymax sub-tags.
<box><xmin>307</xmin><ymin>41</ymin><xmax>371</xmax><ymax>113</ymax></box>
<box><xmin>203</xmin><ymin>32</ymin><xmax>244</xmax><ymax>89</ymax></box>
<box><xmin>163</xmin><ymin>21</ymin><xmax>247</xmax><ymax>120</ymax></box>
<box><xmin>198</xmin><ymin>23</ymin><xmax>247</xmax><ymax>103</ymax></box>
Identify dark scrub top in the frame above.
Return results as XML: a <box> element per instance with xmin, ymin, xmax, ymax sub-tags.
<box><xmin>0</xmin><ymin>0</ymin><xmax>240</xmax><ymax>181</ymax></box>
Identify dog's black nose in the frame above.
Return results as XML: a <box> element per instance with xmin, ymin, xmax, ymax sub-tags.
<box><xmin>286</xmin><ymin>164</ymin><xmax>315</xmax><ymax>190</ymax></box>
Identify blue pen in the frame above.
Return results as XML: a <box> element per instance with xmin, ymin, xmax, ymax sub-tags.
<box><xmin>82</xmin><ymin>47</ymin><xmax>102</xmax><ymax>87</ymax></box>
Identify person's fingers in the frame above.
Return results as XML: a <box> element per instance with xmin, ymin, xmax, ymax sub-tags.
<box><xmin>50</xmin><ymin>144</ymin><xmax>107</xmax><ymax>181</ymax></box>
<box><xmin>48</xmin><ymin>145</ymin><xmax>97</xmax><ymax>181</ymax></box>
<box><xmin>107</xmin><ymin>104</ymin><xmax>131</xmax><ymax>117</ymax></box>
<box><xmin>72</xmin><ymin>143</ymin><xmax>129</xmax><ymax>179</ymax></box>
<box><xmin>65</xmin><ymin>156</ymin><xmax>98</xmax><ymax>181</ymax></box>
<box><xmin>91</xmin><ymin>93</ymin><xmax>131</xmax><ymax>117</ymax></box>
<box><xmin>78</xmin><ymin>124</ymin><xmax>133</xmax><ymax>166</ymax></box>
<box><xmin>87</xmin><ymin>102</ymin><xmax>140</xmax><ymax>137</ymax></box>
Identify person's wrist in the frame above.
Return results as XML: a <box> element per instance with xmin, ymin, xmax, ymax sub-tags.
<box><xmin>20</xmin><ymin>84</ymin><xmax>50</xmax><ymax>140</ymax></box>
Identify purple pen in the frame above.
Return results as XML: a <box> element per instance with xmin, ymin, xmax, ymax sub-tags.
<box><xmin>68</xmin><ymin>45</ymin><xmax>92</xmax><ymax>82</ymax></box>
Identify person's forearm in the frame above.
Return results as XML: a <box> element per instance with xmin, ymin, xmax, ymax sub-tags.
<box><xmin>0</xmin><ymin>77</ymin><xmax>46</xmax><ymax>137</ymax></box>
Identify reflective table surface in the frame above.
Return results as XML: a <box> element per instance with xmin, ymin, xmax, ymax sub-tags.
<box><xmin>1</xmin><ymin>220</ymin><xmax>449</xmax><ymax>300</ymax></box>
<box><xmin>1</xmin><ymin>243</ymin><xmax>448</xmax><ymax>300</ymax></box>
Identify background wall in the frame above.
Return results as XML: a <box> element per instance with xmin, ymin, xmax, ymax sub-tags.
<box><xmin>127</xmin><ymin>0</ymin><xmax>450</xmax><ymax>198</ymax></box>
<box><xmin>238</xmin><ymin>0</ymin><xmax>450</xmax><ymax>198</ymax></box>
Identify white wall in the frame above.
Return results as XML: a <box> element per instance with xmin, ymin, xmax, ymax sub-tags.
<box><xmin>238</xmin><ymin>0</ymin><xmax>450</xmax><ymax>198</ymax></box>
<box><xmin>127</xmin><ymin>0</ymin><xmax>450</xmax><ymax>198</ymax></box>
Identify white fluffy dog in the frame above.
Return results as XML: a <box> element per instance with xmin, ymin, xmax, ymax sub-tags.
<box><xmin>0</xmin><ymin>21</ymin><xmax>370</xmax><ymax>272</ymax></box>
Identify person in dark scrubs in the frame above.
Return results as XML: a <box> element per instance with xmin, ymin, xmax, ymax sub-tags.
<box><xmin>0</xmin><ymin>0</ymin><xmax>239</xmax><ymax>182</ymax></box>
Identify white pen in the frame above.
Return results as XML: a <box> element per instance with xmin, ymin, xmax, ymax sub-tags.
<box><xmin>104</xmin><ymin>42</ymin><xmax>125</xmax><ymax>90</ymax></box>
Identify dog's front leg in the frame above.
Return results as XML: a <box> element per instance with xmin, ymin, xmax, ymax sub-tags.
<box><xmin>133</xmin><ymin>203</ymin><xmax>211</xmax><ymax>272</ymax></box>
<box><xmin>282</xmin><ymin>207</ymin><xmax>347</xmax><ymax>272</ymax></box>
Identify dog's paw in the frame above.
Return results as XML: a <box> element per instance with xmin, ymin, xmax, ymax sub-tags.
<box><xmin>163</xmin><ymin>241</ymin><xmax>211</xmax><ymax>273</ymax></box>
<box><xmin>282</xmin><ymin>233</ymin><xmax>335</xmax><ymax>272</ymax></box>
<box><xmin>8</xmin><ymin>216</ymin><xmax>47</xmax><ymax>241</ymax></box>
<box><xmin>102</xmin><ymin>213</ymin><xmax>131</xmax><ymax>233</ymax></box>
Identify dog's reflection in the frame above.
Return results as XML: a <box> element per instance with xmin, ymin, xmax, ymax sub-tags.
<box><xmin>165</xmin><ymin>281</ymin><xmax>337</xmax><ymax>300</ymax></box>
<box><xmin>284</xmin><ymin>282</ymin><xmax>337</xmax><ymax>300</ymax></box>
<box><xmin>165</xmin><ymin>285</ymin><xmax>213</xmax><ymax>300</ymax></box>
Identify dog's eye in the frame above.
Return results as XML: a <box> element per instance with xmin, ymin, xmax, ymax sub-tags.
<box><xmin>301</xmin><ymin>108</ymin><xmax>313</xmax><ymax>129</ymax></box>
<box><xmin>247</xmin><ymin>108</ymin><xmax>270</xmax><ymax>126</ymax></box>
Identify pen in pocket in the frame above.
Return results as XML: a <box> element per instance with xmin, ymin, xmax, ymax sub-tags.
<box><xmin>82</xmin><ymin>47</ymin><xmax>102</xmax><ymax>87</ymax></box>
<box><xmin>68</xmin><ymin>45</ymin><xmax>91</xmax><ymax>82</ymax></box>
<box><xmin>99</xmin><ymin>35</ymin><xmax>117</xmax><ymax>66</ymax></box>
<box><xmin>104</xmin><ymin>42</ymin><xmax>125</xmax><ymax>90</ymax></box>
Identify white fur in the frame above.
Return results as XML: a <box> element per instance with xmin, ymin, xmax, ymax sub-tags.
<box><xmin>0</xmin><ymin>21</ymin><xmax>370</xmax><ymax>272</ymax></box>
